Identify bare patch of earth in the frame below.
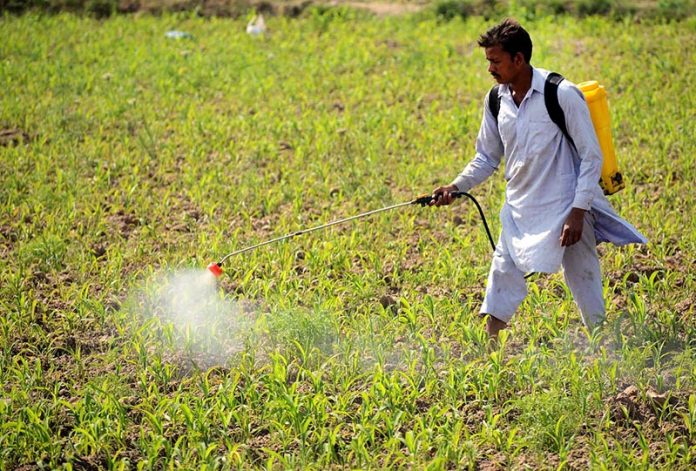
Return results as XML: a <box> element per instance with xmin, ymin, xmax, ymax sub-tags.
<box><xmin>332</xmin><ymin>1</ymin><xmax>425</xmax><ymax>16</ymax></box>
<box><xmin>0</xmin><ymin>127</ymin><xmax>30</xmax><ymax>146</ymax></box>
<box><xmin>117</xmin><ymin>0</ymin><xmax>426</xmax><ymax>17</ymax></box>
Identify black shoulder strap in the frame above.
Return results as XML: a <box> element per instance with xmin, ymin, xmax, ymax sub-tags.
<box><xmin>488</xmin><ymin>85</ymin><xmax>501</xmax><ymax>122</ymax></box>
<box><xmin>544</xmin><ymin>72</ymin><xmax>575</xmax><ymax>149</ymax></box>
<box><xmin>489</xmin><ymin>74</ymin><xmax>576</xmax><ymax>150</ymax></box>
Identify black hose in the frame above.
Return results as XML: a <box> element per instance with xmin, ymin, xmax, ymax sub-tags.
<box><xmin>455</xmin><ymin>191</ymin><xmax>496</xmax><ymax>252</ymax></box>
<box><xmin>415</xmin><ymin>191</ymin><xmax>496</xmax><ymax>251</ymax></box>
<box><xmin>424</xmin><ymin>191</ymin><xmax>534</xmax><ymax>280</ymax></box>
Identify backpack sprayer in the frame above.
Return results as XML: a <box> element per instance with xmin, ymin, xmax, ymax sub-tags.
<box><xmin>578</xmin><ymin>80</ymin><xmax>624</xmax><ymax>195</ymax></box>
<box><xmin>489</xmin><ymin>74</ymin><xmax>624</xmax><ymax>195</ymax></box>
<box><xmin>207</xmin><ymin>191</ymin><xmax>496</xmax><ymax>278</ymax></box>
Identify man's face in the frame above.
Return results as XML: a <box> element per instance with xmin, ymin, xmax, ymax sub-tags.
<box><xmin>485</xmin><ymin>45</ymin><xmax>524</xmax><ymax>84</ymax></box>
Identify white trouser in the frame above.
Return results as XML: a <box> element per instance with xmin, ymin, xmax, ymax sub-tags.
<box><xmin>480</xmin><ymin>213</ymin><xmax>605</xmax><ymax>328</ymax></box>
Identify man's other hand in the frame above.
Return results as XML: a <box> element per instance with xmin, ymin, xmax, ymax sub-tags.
<box><xmin>560</xmin><ymin>207</ymin><xmax>586</xmax><ymax>246</ymax></box>
<box><xmin>430</xmin><ymin>184</ymin><xmax>459</xmax><ymax>206</ymax></box>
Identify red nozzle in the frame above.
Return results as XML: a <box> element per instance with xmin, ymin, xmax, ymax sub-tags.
<box><xmin>207</xmin><ymin>262</ymin><xmax>223</xmax><ymax>278</ymax></box>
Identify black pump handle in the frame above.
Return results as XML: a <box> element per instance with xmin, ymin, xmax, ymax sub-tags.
<box><xmin>412</xmin><ymin>191</ymin><xmax>466</xmax><ymax>207</ymax></box>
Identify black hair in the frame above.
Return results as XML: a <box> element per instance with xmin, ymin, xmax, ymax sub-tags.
<box><xmin>478</xmin><ymin>18</ymin><xmax>533</xmax><ymax>64</ymax></box>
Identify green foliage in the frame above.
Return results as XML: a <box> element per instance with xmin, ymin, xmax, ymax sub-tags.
<box><xmin>1</xmin><ymin>1</ymin><xmax>694</xmax><ymax>20</ymax></box>
<box><xmin>0</xmin><ymin>12</ymin><xmax>694</xmax><ymax>469</ymax></box>
<box><xmin>509</xmin><ymin>0</ymin><xmax>634</xmax><ymax>20</ymax></box>
<box><xmin>434</xmin><ymin>0</ymin><xmax>478</xmax><ymax>21</ymax></box>
<box><xmin>1</xmin><ymin>0</ymin><xmax>116</xmax><ymax>15</ymax></box>
<box><xmin>657</xmin><ymin>0</ymin><xmax>694</xmax><ymax>20</ymax></box>
<box><xmin>83</xmin><ymin>0</ymin><xmax>116</xmax><ymax>17</ymax></box>
<box><xmin>433</xmin><ymin>0</ymin><xmax>696</xmax><ymax>21</ymax></box>
<box><xmin>576</xmin><ymin>0</ymin><xmax>613</xmax><ymax>16</ymax></box>
<box><xmin>19</xmin><ymin>234</ymin><xmax>68</xmax><ymax>272</ymax></box>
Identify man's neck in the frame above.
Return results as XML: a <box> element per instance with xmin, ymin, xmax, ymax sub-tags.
<box><xmin>509</xmin><ymin>65</ymin><xmax>533</xmax><ymax>105</ymax></box>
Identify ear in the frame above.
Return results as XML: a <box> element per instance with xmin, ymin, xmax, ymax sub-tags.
<box><xmin>513</xmin><ymin>52</ymin><xmax>525</xmax><ymax>66</ymax></box>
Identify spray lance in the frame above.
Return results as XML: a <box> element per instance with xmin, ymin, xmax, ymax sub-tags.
<box><xmin>207</xmin><ymin>192</ymin><xmax>496</xmax><ymax>278</ymax></box>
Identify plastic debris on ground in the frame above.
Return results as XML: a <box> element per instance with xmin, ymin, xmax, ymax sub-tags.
<box><xmin>165</xmin><ymin>31</ymin><xmax>193</xmax><ymax>40</ymax></box>
<box><xmin>246</xmin><ymin>15</ymin><xmax>267</xmax><ymax>36</ymax></box>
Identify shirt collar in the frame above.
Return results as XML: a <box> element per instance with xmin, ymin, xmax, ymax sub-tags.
<box><xmin>530</xmin><ymin>67</ymin><xmax>545</xmax><ymax>93</ymax></box>
<box><xmin>502</xmin><ymin>66</ymin><xmax>544</xmax><ymax>96</ymax></box>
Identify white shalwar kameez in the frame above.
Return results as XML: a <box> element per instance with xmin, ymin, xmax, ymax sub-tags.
<box><xmin>451</xmin><ymin>68</ymin><xmax>646</xmax><ymax>327</ymax></box>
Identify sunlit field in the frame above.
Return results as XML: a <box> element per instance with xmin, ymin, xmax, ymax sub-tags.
<box><xmin>1</xmin><ymin>9</ymin><xmax>695</xmax><ymax>469</ymax></box>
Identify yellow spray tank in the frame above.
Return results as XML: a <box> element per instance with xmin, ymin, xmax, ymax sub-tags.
<box><xmin>578</xmin><ymin>81</ymin><xmax>625</xmax><ymax>195</ymax></box>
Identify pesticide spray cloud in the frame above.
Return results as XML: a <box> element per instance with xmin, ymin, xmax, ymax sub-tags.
<box><xmin>138</xmin><ymin>269</ymin><xmax>256</xmax><ymax>367</ymax></box>
<box><xmin>134</xmin><ymin>269</ymin><xmax>440</xmax><ymax>375</ymax></box>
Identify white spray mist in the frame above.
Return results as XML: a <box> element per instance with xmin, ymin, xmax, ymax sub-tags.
<box><xmin>134</xmin><ymin>270</ymin><xmax>437</xmax><ymax>375</ymax></box>
<box><xmin>139</xmin><ymin>269</ymin><xmax>256</xmax><ymax>368</ymax></box>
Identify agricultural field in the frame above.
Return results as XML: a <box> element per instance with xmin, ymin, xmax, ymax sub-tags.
<box><xmin>1</xmin><ymin>7</ymin><xmax>695</xmax><ymax>469</ymax></box>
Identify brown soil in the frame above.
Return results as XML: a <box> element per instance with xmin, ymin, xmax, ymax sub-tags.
<box><xmin>611</xmin><ymin>384</ymin><xmax>688</xmax><ymax>430</ymax></box>
<box><xmin>116</xmin><ymin>0</ymin><xmax>425</xmax><ymax>17</ymax></box>
<box><xmin>107</xmin><ymin>210</ymin><xmax>141</xmax><ymax>238</ymax></box>
<box><xmin>334</xmin><ymin>1</ymin><xmax>424</xmax><ymax>16</ymax></box>
<box><xmin>0</xmin><ymin>127</ymin><xmax>30</xmax><ymax>146</ymax></box>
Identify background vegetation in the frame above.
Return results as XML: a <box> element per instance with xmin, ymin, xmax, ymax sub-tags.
<box><xmin>1</xmin><ymin>6</ymin><xmax>695</xmax><ymax>469</ymax></box>
<box><xmin>1</xmin><ymin>0</ymin><xmax>695</xmax><ymax>20</ymax></box>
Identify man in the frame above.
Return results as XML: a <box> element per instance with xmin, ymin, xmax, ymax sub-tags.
<box><xmin>432</xmin><ymin>19</ymin><xmax>646</xmax><ymax>338</ymax></box>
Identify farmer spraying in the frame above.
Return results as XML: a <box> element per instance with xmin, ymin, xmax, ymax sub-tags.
<box><xmin>432</xmin><ymin>19</ymin><xmax>646</xmax><ymax>338</ymax></box>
